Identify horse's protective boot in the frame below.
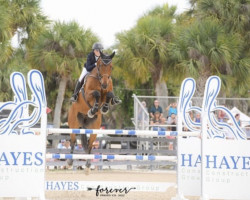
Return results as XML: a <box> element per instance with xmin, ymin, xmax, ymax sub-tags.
<box><xmin>111</xmin><ymin>96</ymin><xmax>122</xmax><ymax>105</ymax></box>
<box><xmin>70</xmin><ymin>81</ymin><xmax>82</xmax><ymax>102</ymax></box>
<box><xmin>101</xmin><ymin>103</ymin><xmax>109</xmax><ymax>114</ymax></box>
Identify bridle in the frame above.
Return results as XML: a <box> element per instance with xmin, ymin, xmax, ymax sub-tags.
<box><xmin>88</xmin><ymin>58</ymin><xmax>112</xmax><ymax>84</ymax></box>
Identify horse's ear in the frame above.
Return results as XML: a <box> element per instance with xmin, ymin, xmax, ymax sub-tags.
<box><xmin>110</xmin><ymin>51</ymin><xmax>115</xmax><ymax>59</ymax></box>
<box><xmin>100</xmin><ymin>50</ymin><xmax>105</xmax><ymax>58</ymax></box>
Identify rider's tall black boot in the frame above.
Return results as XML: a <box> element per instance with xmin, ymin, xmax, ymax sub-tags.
<box><xmin>70</xmin><ymin>81</ymin><xmax>82</xmax><ymax>102</ymax></box>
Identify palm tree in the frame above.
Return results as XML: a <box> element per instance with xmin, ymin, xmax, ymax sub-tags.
<box><xmin>0</xmin><ymin>0</ymin><xmax>48</xmax><ymax>101</ymax></box>
<box><xmin>28</xmin><ymin>21</ymin><xmax>99</xmax><ymax>128</ymax></box>
<box><xmin>168</xmin><ymin>17</ymin><xmax>247</xmax><ymax>102</ymax></box>
<box><xmin>114</xmin><ymin>4</ymin><xmax>176</xmax><ymax>109</ymax></box>
<box><xmin>0</xmin><ymin>49</ymin><xmax>30</xmax><ymax>101</ymax></box>
<box><xmin>8</xmin><ymin>0</ymin><xmax>49</xmax><ymax>47</ymax></box>
<box><xmin>196</xmin><ymin>0</ymin><xmax>250</xmax><ymax>96</ymax></box>
<box><xmin>0</xmin><ymin>2</ymin><xmax>12</xmax><ymax>42</ymax></box>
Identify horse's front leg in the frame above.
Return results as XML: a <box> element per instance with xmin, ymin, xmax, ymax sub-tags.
<box><xmin>87</xmin><ymin>90</ymin><xmax>100</xmax><ymax>118</ymax></box>
<box><xmin>101</xmin><ymin>91</ymin><xmax>114</xmax><ymax>114</ymax></box>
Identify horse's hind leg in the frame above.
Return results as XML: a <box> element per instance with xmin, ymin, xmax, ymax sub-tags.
<box><xmin>67</xmin><ymin>134</ymin><xmax>76</xmax><ymax>166</ymax></box>
<box><xmin>101</xmin><ymin>92</ymin><xmax>114</xmax><ymax>114</ymax></box>
<box><xmin>87</xmin><ymin>91</ymin><xmax>101</xmax><ymax>118</ymax></box>
<box><xmin>81</xmin><ymin>134</ymin><xmax>89</xmax><ymax>153</ymax></box>
<box><xmin>85</xmin><ymin>134</ymin><xmax>97</xmax><ymax>169</ymax></box>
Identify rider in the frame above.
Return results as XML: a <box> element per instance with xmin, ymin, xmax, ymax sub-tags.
<box><xmin>70</xmin><ymin>42</ymin><xmax>122</xmax><ymax>105</ymax></box>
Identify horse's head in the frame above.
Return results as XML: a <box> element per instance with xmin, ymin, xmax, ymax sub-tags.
<box><xmin>96</xmin><ymin>51</ymin><xmax>115</xmax><ymax>90</ymax></box>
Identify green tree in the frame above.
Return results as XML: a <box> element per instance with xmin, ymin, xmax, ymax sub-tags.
<box><xmin>167</xmin><ymin>0</ymin><xmax>250</xmax><ymax>100</ymax></box>
<box><xmin>0</xmin><ymin>0</ymin><xmax>48</xmax><ymax>101</ymax></box>
<box><xmin>196</xmin><ymin>0</ymin><xmax>250</xmax><ymax>96</ymax></box>
<box><xmin>0</xmin><ymin>49</ymin><xmax>30</xmax><ymax>101</ymax></box>
<box><xmin>28</xmin><ymin>21</ymin><xmax>99</xmax><ymax>127</ymax></box>
<box><xmin>168</xmin><ymin>18</ymin><xmax>246</xmax><ymax>98</ymax></box>
<box><xmin>114</xmin><ymin>4</ymin><xmax>176</xmax><ymax>109</ymax></box>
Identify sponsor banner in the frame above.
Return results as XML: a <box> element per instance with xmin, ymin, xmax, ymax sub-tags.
<box><xmin>178</xmin><ymin>137</ymin><xmax>250</xmax><ymax>199</ymax></box>
<box><xmin>46</xmin><ymin>181</ymin><xmax>174</xmax><ymax>193</ymax></box>
<box><xmin>0</xmin><ymin>135</ymin><xmax>46</xmax><ymax>197</ymax></box>
<box><xmin>204</xmin><ymin>139</ymin><xmax>250</xmax><ymax>199</ymax></box>
<box><xmin>178</xmin><ymin>137</ymin><xmax>201</xmax><ymax>196</ymax></box>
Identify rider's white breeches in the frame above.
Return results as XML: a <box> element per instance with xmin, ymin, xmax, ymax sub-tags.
<box><xmin>79</xmin><ymin>68</ymin><xmax>89</xmax><ymax>82</ymax></box>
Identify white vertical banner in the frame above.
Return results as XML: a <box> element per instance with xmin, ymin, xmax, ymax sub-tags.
<box><xmin>178</xmin><ymin>137</ymin><xmax>201</xmax><ymax>196</ymax></box>
<box><xmin>0</xmin><ymin>135</ymin><xmax>46</xmax><ymax>197</ymax></box>
<box><xmin>203</xmin><ymin>139</ymin><xmax>250</xmax><ymax>199</ymax></box>
<box><xmin>176</xmin><ymin>75</ymin><xmax>250</xmax><ymax>200</ymax></box>
<box><xmin>178</xmin><ymin>138</ymin><xmax>250</xmax><ymax>199</ymax></box>
<box><xmin>0</xmin><ymin>70</ymin><xmax>47</xmax><ymax>198</ymax></box>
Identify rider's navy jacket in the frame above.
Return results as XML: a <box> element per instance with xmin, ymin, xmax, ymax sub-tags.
<box><xmin>84</xmin><ymin>51</ymin><xmax>98</xmax><ymax>72</ymax></box>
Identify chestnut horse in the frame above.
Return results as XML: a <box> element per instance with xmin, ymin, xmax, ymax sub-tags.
<box><xmin>68</xmin><ymin>51</ymin><xmax>116</xmax><ymax>171</ymax></box>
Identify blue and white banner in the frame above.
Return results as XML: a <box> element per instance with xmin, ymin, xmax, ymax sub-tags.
<box><xmin>0</xmin><ymin>70</ymin><xmax>47</xmax><ymax>198</ymax></box>
<box><xmin>177</xmin><ymin>76</ymin><xmax>250</xmax><ymax>199</ymax></box>
<box><xmin>45</xmin><ymin>181</ymin><xmax>174</xmax><ymax>193</ymax></box>
<box><xmin>0</xmin><ymin>135</ymin><xmax>46</xmax><ymax>197</ymax></box>
<box><xmin>178</xmin><ymin>137</ymin><xmax>250</xmax><ymax>199</ymax></box>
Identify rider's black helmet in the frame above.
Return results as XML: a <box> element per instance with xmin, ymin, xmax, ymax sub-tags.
<box><xmin>92</xmin><ymin>42</ymin><xmax>104</xmax><ymax>51</ymax></box>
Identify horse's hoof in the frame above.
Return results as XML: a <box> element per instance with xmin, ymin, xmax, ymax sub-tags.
<box><xmin>85</xmin><ymin>167</ymin><xmax>90</xmax><ymax>175</ymax></box>
<box><xmin>87</xmin><ymin>109</ymin><xmax>95</xmax><ymax>118</ymax></box>
<box><xmin>101</xmin><ymin>108</ymin><xmax>109</xmax><ymax>115</ymax></box>
<box><xmin>67</xmin><ymin>159</ymin><xmax>73</xmax><ymax>166</ymax></box>
<box><xmin>111</xmin><ymin>97</ymin><xmax>122</xmax><ymax>105</ymax></box>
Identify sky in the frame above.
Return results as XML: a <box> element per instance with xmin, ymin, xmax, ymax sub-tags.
<box><xmin>40</xmin><ymin>0</ymin><xmax>190</xmax><ymax>48</ymax></box>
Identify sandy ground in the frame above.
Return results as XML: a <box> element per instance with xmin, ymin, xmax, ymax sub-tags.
<box><xmin>45</xmin><ymin>169</ymin><xmax>200</xmax><ymax>200</ymax></box>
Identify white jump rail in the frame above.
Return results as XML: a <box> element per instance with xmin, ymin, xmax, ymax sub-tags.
<box><xmin>46</xmin><ymin>153</ymin><xmax>177</xmax><ymax>161</ymax></box>
<box><xmin>31</xmin><ymin>128</ymin><xmax>200</xmax><ymax>137</ymax></box>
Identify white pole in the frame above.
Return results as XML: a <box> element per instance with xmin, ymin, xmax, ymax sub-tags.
<box><xmin>40</xmin><ymin>105</ymin><xmax>47</xmax><ymax>200</ymax></box>
<box><xmin>31</xmin><ymin>128</ymin><xmax>200</xmax><ymax>137</ymax></box>
<box><xmin>46</xmin><ymin>153</ymin><xmax>177</xmax><ymax>161</ymax></box>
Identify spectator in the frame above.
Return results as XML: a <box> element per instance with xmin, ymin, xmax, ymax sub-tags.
<box><xmin>235</xmin><ymin>113</ymin><xmax>241</xmax><ymax>127</ymax></box>
<box><xmin>138</xmin><ymin>101</ymin><xmax>148</xmax><ymax>121</ymax></box>
<box><xmin>244</xmin><ymin>125</ymin><xmax>250</xmax><ymax>139</ymax></box>
<box><xmin>159</xmin><ymin>117</ymin><xmax>167</xmax><ymax>131</ymax></box>
<box><xmin>167</xmin><ymin>113</ymin><xmax>177</xmax><ymax>131</ymax></box>
<box><xmin>166</xmin><ymin>102</ymin><xmax>177</xmax><ymax>119</ymax></box>
<box><xmin>218</xmin><ymin>109</ymin><xmax>227</xmax><ymax>122</ymax></box>
<box><xmin>64</xmin><ymin>140</ymin><xmax>71</xmax><ymax>149</ymax></box>
<box><xmin>75</xmin><ymin>143</ymin><xmax>83</xmax><ymax>150</ymax></box>
<box><xmin>92</xmin><ymin>140</ymin><xmax>101</xmax><ymax>170</ymax></box>
<box><xmin>93</xmin><ymin>140</ymin><xmax>100</xmax><ymax>149</ymax></box>
<box><xmin>150</xmin><ymin>111</ymin><xmax>166</xmax><ymax>131</ymax></box>
<box><xmin>194</xmin><ymin>113</ymin><xmax>201</xmax><ymax>123</ymax></box>
<box><xmin>149</xmin><ymin>100</ymin><xmax>163</xmax><ymax>119</ymax></box>
<box><xmin>57</xmin><ymin>139</ymin><xmax>66</xmax><ymax>149</ymax></box>
<box><xmin>150</xmin><ymin>111</ymin><xmax>162</xmax><ymax>126</ymax></box>
<box><xmin>56</xmin><ymin>139</ymin><xmax>68</xmax><ymax>169</ymax></box>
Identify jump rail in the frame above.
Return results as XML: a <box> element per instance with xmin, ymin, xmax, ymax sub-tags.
<box><xmin>46</xmin><ymin>153</ymin><xmax>177</xmax><ymax>161</ymax></box>
<box><xmin>32</xmin><ymin>128</ymin><xmax>200</xmax><ymax>137</ymax></box>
